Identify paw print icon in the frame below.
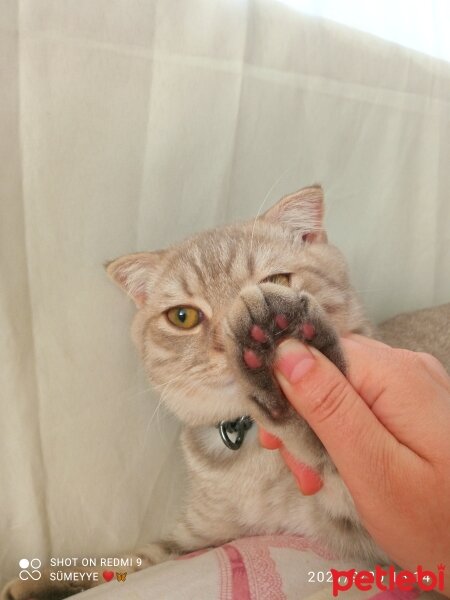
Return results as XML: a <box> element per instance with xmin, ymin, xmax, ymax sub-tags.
<box><xmin>19</xmin><ymin>558</ymin><xmax>42</xmax><ymax>581</ymax></box>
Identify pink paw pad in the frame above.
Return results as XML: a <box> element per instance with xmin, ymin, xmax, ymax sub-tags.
<box><xmin>301</xmin><ymin>323</ymin><xmax>316</xmax><ymax>340</ymax></box>
<box><xmin>243</xmin><ymin>349</ymin><xmax>263</xmax><ymax>369</ymax></box>
<box><xmin>275</xmin><ymin>314</ymin><xmax>289</xmax><ymax>330</ymax></box>
<box><xmin>250</xmin><ymin>325</ymin><xmax>268</xmax><ymax>343</ymax></box>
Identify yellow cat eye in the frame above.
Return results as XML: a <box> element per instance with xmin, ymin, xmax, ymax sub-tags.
<box><xmin>166</xmin><ymin>306</ymin><xmax>203</xmax><ymax>329</ymax></box>
<box><xmin>262</xmin><ymin>273</ymin><xmax>291</xmax><ymax>286</ymax></box>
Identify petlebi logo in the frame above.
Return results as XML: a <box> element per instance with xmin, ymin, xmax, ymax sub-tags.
<box><xmin>331</xmin><ymin>564</ymin><xmax>446</xmax><ymax>596</ymax></box>
<box><xmin>19</xmin><ymin>558</ymin><xmax>42</xmax><ymax>581</ymax></box>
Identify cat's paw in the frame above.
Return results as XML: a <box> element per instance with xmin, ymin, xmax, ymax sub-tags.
<box><xmin>226</xmin><ymin>282</ymin><xmax>346</xmax><ymax>420</ymax></box>
<box><xmin>1</xmin><ymin>568</ymin><xmax>98</xmax><ymax>600</ymax></box>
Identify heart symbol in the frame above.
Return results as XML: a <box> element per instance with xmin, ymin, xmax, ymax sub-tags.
<box><xmin>103</xmin><ymin>571</ymin><xmax>114</xmax><ymax>582</ymax></box>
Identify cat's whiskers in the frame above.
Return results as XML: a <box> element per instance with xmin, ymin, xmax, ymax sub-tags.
<box><xmin>121</xmin><ymin>366</ymin><xmax>217</xmax><ymax>444</ymax></box>
<box><xmin>146</xmin><ymin>374</ymin><xmax>215</xmax><ymax>447</ymax></box>
<box><xmin>174</xmin><ymin>368</ymin><xmax>218</xmax><ymax>393</ymax></box>
<box><xmin>153</xmin><ymin>375</ymin><xmax>212</xmax><ymax>436</ymax></box>
<box><xmin>153</xmin><ymin>365</ymin><xmax>220</xmax><ymax>438</ymax></box>
<box><xmin>148</xmin><ymin>394</ymin><xmax>166</xmax><ymax>426</ymax></box>
<box><xmin>142</xmin><ymin>367</ymin><xmax>203</xmax><ymax>439</ymax></box>
<box><xmin>161</xmin><ymin>371</ymin><xmax>223</xmax><ymax>408</ymax></box>
<box><xmin>158</xmin><ymin>369</ymin><xmax>206</xmax><ymax>407</ymax></box>
<box><xmin>155</xmin><ymin>398</ymin><xmax>167</xmax><ymax>446</ymax></box>
<box><xmin>152</xmin><ymin>364</ymin><xmax>201</xmax><ymax>391</ymax></box>
<box><xmin>125</xmin><ymin>384</ymin><xmax>156</xmax><ymax>399</ymax></box>
<box><xmin>250</xmin><ymin>167</ymin><xmax>294</xmax><ymax>254</ymax></box>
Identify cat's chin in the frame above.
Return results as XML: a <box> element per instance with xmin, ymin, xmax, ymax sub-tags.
<box><xmin>161</xmin><ymin>381</ymin><xmax>254</xmax><ymax>428</ymax></box>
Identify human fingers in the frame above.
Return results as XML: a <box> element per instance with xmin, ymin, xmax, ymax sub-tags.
<box><xmin>273</xmin><ymin>339</ymin><xmax>399</xmax><ymax>491</ymax></box>
<box><xmin>345</xmin><ymin>334</ymin><xmax>450</xmax><ymax>388</ymax></box>
<box><xmin>339</xmin><ymin>337</ymin><xmax>450</xmax><ymax>459</ymax></box>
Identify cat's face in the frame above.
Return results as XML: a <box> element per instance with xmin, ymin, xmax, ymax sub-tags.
<box><xmin>107</xmin><ymin>186</ymin><xmax>359</xmax><ymax>426</ymax></box>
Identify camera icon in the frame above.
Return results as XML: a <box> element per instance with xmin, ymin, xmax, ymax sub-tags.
<box><xmin>19</xmin><ymin>558</ymin><xmax>42</xmax><ymax>581</ymax></box>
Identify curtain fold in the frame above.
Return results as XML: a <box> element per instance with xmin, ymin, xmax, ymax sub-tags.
<box><xmin>1</xmin><ymin>0</ymin><xmax>449</xmax><ymax>585</ymax></box>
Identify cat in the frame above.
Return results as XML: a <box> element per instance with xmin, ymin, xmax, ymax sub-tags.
<box><xmin>3</xmin><ymin>185</ymin><xmax>449</xmax><ymax>600</ymax></box>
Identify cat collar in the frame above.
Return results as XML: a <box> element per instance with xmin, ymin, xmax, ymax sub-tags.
<box><xmin>217</xmin><ymin>416</ymin><xmax>253</xmax><ymax>450</ymax></box>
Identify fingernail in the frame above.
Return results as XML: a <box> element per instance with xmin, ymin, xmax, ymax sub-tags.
<box><xmin>275</xmin><ymin>340</ymin><xmax>315</xmax><ymax>384</ymax></box>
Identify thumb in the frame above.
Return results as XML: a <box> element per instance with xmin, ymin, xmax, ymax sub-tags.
<box><xmin>274</xmin><ymin>339</ymin><xmax>394</xmax><ymax>489</ymax></box>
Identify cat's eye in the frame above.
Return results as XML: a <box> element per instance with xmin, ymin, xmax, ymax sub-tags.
<box><xmin>166</xmin><ymin>306</ymin><xmax>203</xmax><ymax>329</ymax></box>
<box><xmin>262</xmin><ymin>273</ymin><xmax>291</xmax><ymax>287</ymax></box>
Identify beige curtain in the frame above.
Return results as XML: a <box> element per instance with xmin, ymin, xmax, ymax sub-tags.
<box><xmin>1</xmin><ymin>0</ymin><xmax>449</xmax><ymax>585</ymax></box>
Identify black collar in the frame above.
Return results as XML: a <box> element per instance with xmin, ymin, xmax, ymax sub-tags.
<box><xmin>217</xmin><ymin>416</ymin><xmax>253</xmax><ymax>450</ymax></box>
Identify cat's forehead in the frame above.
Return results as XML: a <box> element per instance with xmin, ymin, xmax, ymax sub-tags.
<box><xmin>179</xmin><ymin>225</ymin><xmax>289</xmax><ymax>277</ymax></box>
<box><xmin>158</xmin><ymin>223</ymin><xmax>294</xmax><ymax>304</ymax></box>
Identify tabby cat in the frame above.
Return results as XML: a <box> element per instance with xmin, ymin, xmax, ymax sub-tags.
<box><xmin>4</xmin><ymin>185</ymin><xmax>449</xmax><ymax>599</ymax></box>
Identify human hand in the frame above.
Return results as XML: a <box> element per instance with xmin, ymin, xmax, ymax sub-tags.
<box><xmin>260</xmin><ymin>335</ymin><xmax>450</xmax><ymax>592</ymax></box>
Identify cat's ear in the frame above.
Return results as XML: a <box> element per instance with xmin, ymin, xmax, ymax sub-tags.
<box><xmin>105</xmin><ymin>251</ymin><xmax>165</xmax><ymax>308</ymax></box>
<box><xmin>261</xmin><ymin>184</ymin><xmax>327</xmax><ymax>243</ymax></box>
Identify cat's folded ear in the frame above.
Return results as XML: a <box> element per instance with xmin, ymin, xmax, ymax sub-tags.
<box><xmin>105</xmin><ymin>251</ymin><xmax>165</xmax><ymax>308</ymax></box>
<box><xmin>261</xmin><ymin>184</ymin><xmax>327</xmax><ymax>243</ymax></box>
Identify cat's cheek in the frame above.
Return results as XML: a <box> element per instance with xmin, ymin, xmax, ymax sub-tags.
<box><xmin>131</xmin><ymin>308</ymin><xmax>152</xmax><ymax>357</ymax></box>
<box><xmin>160</xmin><ymin>384</ymin><xmax>252</xmax><ymax>427</ymax></box>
